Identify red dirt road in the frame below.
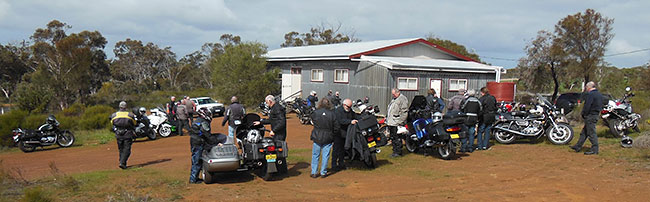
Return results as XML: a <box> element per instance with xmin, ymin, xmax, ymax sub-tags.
<box><xmin>2</xmin><ymin>115</ymin><xmax>650</xmax><ymax>201</ymax></box>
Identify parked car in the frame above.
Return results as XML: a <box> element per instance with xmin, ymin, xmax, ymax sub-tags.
<box><xmin>191</xmin><ymin>97</ymin><xmax>225</xmax><ymax>117</ymax></box>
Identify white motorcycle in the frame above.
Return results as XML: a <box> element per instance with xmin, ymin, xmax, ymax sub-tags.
<box><xmin>601</xmin><ymin>87</ymin><xmax>641</xmax><ymax>138</ymax></box>
<box><xmin>148</xmin><ymin>108</ymin><xmax>173</xmax><ymax>138</ymax></box>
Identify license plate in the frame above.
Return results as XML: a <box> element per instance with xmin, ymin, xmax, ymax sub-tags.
<box><xmin>367</xmin><ymin>141</ymin><xmax>376</xmax><ymax>148</ymax></box>
<box><xmin>450</xmin><ymin>134</ymin><xmax>460</xmax><ymax>139</ymax></box>
<box><xmin>266</xmin><ymin>154</ymin><xmax>277</xmax><ymax>163</ymax></box>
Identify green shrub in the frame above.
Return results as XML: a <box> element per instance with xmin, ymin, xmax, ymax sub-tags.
<box><xmin>78</xmin><ymin>105</ymin><xmax>114</xmax><ymax>130</ymax></box>
<box><xmin>21</xmin><ymin>186</ymin><xmax>54</xmax><ymax>202</ymax></box>
<box><xmin>0</xmin><ymin>110</ymin><xmax>29</xmax><ymax>146</ymax></box>
<box><xmin>61</xmin><ymin>103</ymin><xmax>85</xmax><ymax>117</ymax></box>
<box><xmin>22</xmin><ymin>114</ymin><xmax>47</xmax><ymax>130</ymax></box>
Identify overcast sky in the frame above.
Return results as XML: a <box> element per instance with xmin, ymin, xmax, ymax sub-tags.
<box><xmin>1</xmin><ymin>0</ymin><xmax>649</xmax><ymax>68</ymax></box>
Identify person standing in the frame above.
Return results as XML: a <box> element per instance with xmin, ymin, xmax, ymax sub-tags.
<box><xmin>307</xmin><ymin>91</ymin><xmax>319</xmax><ymax>107</ymax></box>
<box><xmin>426</xmin><ymin>89</ymin><xmax>445</xmax><ymax>113</ymax></box>
<box><xmin>477</xmin><ymin>87</ymin><xmax>497</xmax><ymax>150</ymax></box>
<box><xmin>166</xmin><ymin>96</ymin><xmax>177</xmax><ymax>124</ymax></box>
<box><xmin>570</xmin><ymin>81</ymin><xmax>603</xmax><ymax>155</ymax></box>
<box><xmin>254</xmin><ymin>95</ymin><xmax>287</xmax><ymax>141</ymax></box>
<box><xmin>461</xmin><ymin>89</ymin><xmax>481</xmax><ymax>153</ymax></box>
<box><xmin>448</xmin><ymin>89</ymin><xmax>466</xmax><ymax>112</ymax></box>
<box><xmin>332</xmin><ymin>99</ymin><xmax>357</xmax><ymax>171</ymax></box>
<box><xmin>387</xmin><ymin>88</ymin><xmax>409</xmax><ymax>157</ymax></box>
<box><xmin>189</xmin><ymin>108</ymin><xmax>212</xmax><ymax>183</ymax></box>
<box><xmin>176</xmin><ymin>100</ymin><xmax>190</xmax><ymax>136</ymax></box>
<box><xmin>309</xmin><ymin>98</ymin><xmax>339</xmax><ymax>178</ymax></box>
<box><xmin>222</xmin><ymin>96</ymin><xmax>245</xmax><ymax>141</ymax></box>
<box><xmin>109</xmin><ymin>101</ymin><xmax>137</xmax><ymax>169</ymax></box>
<box><xmin>184</xmin><ymin>96</ymin><xmax>196</xmax><ymax>124</ymax></box>
<box><xmin>332</xmin><ymin>91</ymin><xmax>342</xmax><ymax>107</ymax></box>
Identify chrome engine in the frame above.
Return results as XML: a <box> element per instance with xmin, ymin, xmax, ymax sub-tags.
<box><xmin>515</xmin><ymin>119</ymin><xmax>543</xmax><ymax>135</ymax></box>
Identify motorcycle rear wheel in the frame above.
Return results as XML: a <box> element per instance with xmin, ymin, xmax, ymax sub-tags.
<box><xmin>494</xmin><ymin>124</ymin><xmax>516</xmax><ymax>144</ymax></box>
<box><xmin>159</xmin><ymin>124</ymin><xmax>172</xmax><ymax>137</ymax></box>
<box><xmin>364</xmin><ymin>153</ymin><xmax>377</xmax><ymax>168</ymax></box>
<box><xmin>438</xmin><ymin>141</ymin><xmax>456</xmax><ymax>160</ymax></box>
<box><xmin>202</xmin><ymin>167</ymin><xmax>215</xmax><ymax>184</ymax></box>
<box><xmin>57</xmin><ymin>131</ymin><xmax>75</xmax><ymax>147</ymax></box>
<box><xmin>608</xmin><ymin>119</ymin><xmax>625</xmax><ymax>138</ymax></box>
<box><xmin>19</xmin><ymin>141</ymin><xmax>36</xmax><ymax>153</ymax></box>
<box><xmin>147</xmin><ymin>131</ymin><xmax>157</xmax><ymax>140</ymax></box>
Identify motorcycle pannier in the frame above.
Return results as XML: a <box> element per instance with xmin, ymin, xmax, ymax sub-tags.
<box><xmin>357</xmin><ymin>115</ymin><xmax>379</xmax><ymax>131</ymax></box>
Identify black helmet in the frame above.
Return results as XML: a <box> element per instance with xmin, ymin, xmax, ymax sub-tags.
<box><xmin>46</xmin><ymin>115</ymin><xmax>56</xmax><ymax>124</ymax></box>
<box><xmin>197</xmin><ymin>107</ymin><xmax>212</xmax><ymax>122</ymax></box>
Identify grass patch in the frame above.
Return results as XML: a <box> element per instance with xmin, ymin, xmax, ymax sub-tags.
<box><xmin>73</xmin><ymin>129</ymin><xmax>115</xmax><ymax>146</ymax></box>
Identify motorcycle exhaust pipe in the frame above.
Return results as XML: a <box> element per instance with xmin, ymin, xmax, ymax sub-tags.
<box><xmin>493</xmin><ymin>126</ymin><xmax>531</xmax><ymax>137</ymax></box>
<box><xmin>278</xmin><ymin>159</ymin><xmax>283</xmax><ymax>165</ymax></box>
<box><xmin>376</xmin><ymin>148</ymin><xmax>381</xmax><ymax>154</ymax></box>
<box><xmin>257</xmin><ymin>161</ymin><xmax>263</xmax><ymax>166</ymax></box>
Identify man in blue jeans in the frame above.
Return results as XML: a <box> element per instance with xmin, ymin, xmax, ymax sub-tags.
<box><xmin>461</xmin><ymin>89</ymin><xmax>481</xmax><ymax>152</ymax></box>
<box><xmin>477</xmin><ymin>87</ymin><xmax>497</xmax><ymax>150</ymax></box>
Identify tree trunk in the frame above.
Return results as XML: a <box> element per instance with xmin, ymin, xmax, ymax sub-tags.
<box><xmin>550</xmin><ymin>63</ymin><xmax>559</xmax><ymax>102</ymax></box>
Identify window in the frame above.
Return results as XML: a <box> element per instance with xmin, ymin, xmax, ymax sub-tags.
<box><xmin>334</xmin><ymin>69</ymin><xmax>349</xmax><ymax>83</ymax></box>
<box><xmin>311</xmin><ymin>69</ymin><xmax>323</xmax><ymax>82</ymax></box>
<box><xmin>397</xmin><ymin>77</ymin><xmax>418</xmax><ymax>90</ymax></box>
<box><xmin>449</xmin><ymin>79</ymin><xmax>468</xmax><ymax>91</ymax></box>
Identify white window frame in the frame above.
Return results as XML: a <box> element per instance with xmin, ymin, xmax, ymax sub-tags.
<box><xmin>310</xmin><ymin>69</ymin><xmax>323</xmax><ymax>82</ymax></box>
<box><xmin>448</xmin><ymin>79</ymin><xmax>468</xmax><ymax>91</ymax></box>
<box><xmin>397</xmin><ymin>77</ymin><xmax>418</xmax><ymax>91</ymax></box>
<box><xmin>334</xmin><ymin>69</ymin><xmax>349</xmax><ymax>83</ymax></box>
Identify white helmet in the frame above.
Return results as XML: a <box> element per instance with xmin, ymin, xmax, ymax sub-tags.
<box><xmin>432</xmin><ymin>112</ymin><xmax>443</xmax><ymax>123</ymax></box>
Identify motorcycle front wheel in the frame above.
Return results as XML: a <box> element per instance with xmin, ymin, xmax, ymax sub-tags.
<box><xmin>437</xmin><ymin>141</ymin><xmax>456</xmax><ymax>160</ymax></box>
<box><xmin>608</xmin><ymin>119</ymin><xmax>625</xmax><ymax>138</ymax></box>
<box><xmin>546</xmin><ymin>123</ymin><xmax>574</xmax><ymax>145</ymax></box>
<box><xmin>147</xmin><ymin>130</ymin><xmax>157</xmax><ymax>140</ymax></box>
<box><xmin>159</xmin><ymin>124</ymin><xmax>172</xmax><ymax>137</ymax></box>
<box><xmin>57</xmin><ymin>131</ymin><xmax>75</xmax><ymax>147</ymax></box>
<box><xmin>404</xmin><ymin>137</ymin><xmax>418</xmax><ymax>153</ymax></box>
<box><xmin>19</xmin><ymin>141</ymin><xmax>36</xmax><ymax>153</ymax></box>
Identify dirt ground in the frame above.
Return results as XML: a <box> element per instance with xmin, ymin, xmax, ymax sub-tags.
<box><xmin>2</xmin><ymin>114</ymin><xmax>650</xmax><ymax>201</ymax></box>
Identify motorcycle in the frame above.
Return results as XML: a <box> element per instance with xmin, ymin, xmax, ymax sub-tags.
<box><xmin>601</xmin><ymin>86</ymin><xmax>641</xmax><ymax>137</ymax></box>
<box><xmin>492</xmin><ymin>94</ymin><xmax>574</xmax><ymax>145</ymax></box>
<box><xmin>12</xmin><ymin>116</ymin><xmax>75</xmax><ymax>152</ymax></box>
<box><xmin>346</xmin><ymin>103</ymin><xmax>386</xmax><ymax>168</ymax></box>
<box><xmin>133</xmin><ymin>107</ymin><xmax>157</xmax><ymax>140</ymax></box>
<box><xmin>291</xmin><ymin>97</ymin><xmax>313</xmax><ymax>125</ymax></box>
<box><xmin>403</xmin><ymin>95</ymin><xmax>465</xmax><ymax>160</ymax></box>
<box><xmin>201</xmin><ymin>113</ymin><xmax>288</xmax><ymax>183</ymax></box>
<box><xmin>148</xmin><ymin>107</ymin><xmax>175</xmax><ymax>138</ymax></box>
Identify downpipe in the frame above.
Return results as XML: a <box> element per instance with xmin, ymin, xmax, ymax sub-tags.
<box><xmin>493</xmin><ymin>125</ymin><xmax>536</xmax><ymax>137</ymax></box>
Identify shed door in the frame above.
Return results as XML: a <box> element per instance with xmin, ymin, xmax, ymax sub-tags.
<box><xmin>282</xmin><ymin>68</ymin><xmax>302</xmax><ymax>100</ymax></box>
<box><xmin>430</xmin><ymin>79</ymin><xmax>442</xmax><ymax>96</ymax></box>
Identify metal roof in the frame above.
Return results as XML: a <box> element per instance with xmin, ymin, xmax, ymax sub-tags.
<box><xmin>357</xmin><ymin>55</ymin><xmax>504</xmax><ymax>74</ymax></box>
<box><xmin>266</xmin><ymin>38</ymin><xmax>423</xmax><ymax>60</ymax></box>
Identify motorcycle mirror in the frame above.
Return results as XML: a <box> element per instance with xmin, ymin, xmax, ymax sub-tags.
<box><xmin>625</xmin><ymin>86</ymin><xmax>631</xmax><ymax>92</ymax></box>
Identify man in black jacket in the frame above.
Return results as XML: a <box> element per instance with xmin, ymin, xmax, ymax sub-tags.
<box><xmin>477</xmin><ymin>87</ymin><xmax>497</xmax><ymax>150</ymax></box>
<box><xmin>332</xmin><ymin>99</ymin><xmax>357</xmax><ymax>171</ymax></box>
<box><xmin>109</xmin><ymin>101</ymin><xmax>137</xmax><ymax>169</ymax></box>
<box><xmin>310</xmin><ymin>98</ymin><xmax>340</xmax><ymax>178</ymax></box>
<box><xmin>189</xmin><ymin>108</ymin><xmax>212</xmax><ymax>184</ymax></box>
<box><xmin>571</xmin><ymin>81</ymin><xmax>603</xmax><ymax>155</ymax></box>
<box><xmin>254</xmin><ymin>95</ymin><xmax>287</xmax><ymax>141</ymax></box>
<box><xmin>222</xmin><ymin>96</ymin><xmax>245</xmax><ymax>142</ymax></box>
<box><xmin>461</xmin><ymin>89</ymin><xmax>482</xmax><ymax>153</ymax></box>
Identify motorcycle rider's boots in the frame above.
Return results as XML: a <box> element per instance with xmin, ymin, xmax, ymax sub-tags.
<box><xmin>569</xmin><ymin>146</ymin><xmax>581</xmax><ymax>153</ymax></box>
<box><xmin>584</xmin><ymin>151</ymin><xmax>598</xmax><ymax>155</ymax></box>
<box><xmin>119</xmin><ymin>164</ymin><xmax>127</xmax><ymax>169</ymax></box>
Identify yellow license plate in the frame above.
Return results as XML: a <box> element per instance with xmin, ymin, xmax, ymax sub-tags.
<box><xmin>450</xmin><ymin>134</ymin><xmax>460</xmax><ymax>139</ymax></box>
<box><xmin>367</xmin><ymin>141</ymin><xmax>377</xmax><ymax>148</ymax></box>
<box><xmin>265</xmin><ymin>154</ymin><xmax>277</xmax><ymax>162</ymax></box>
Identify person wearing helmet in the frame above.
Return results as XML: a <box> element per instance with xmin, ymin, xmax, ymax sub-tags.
<box><xmin>109</xmin><ymin>101</ymin><xmax>137</xmax><ymax>169</ymax></box>
<box><xmin>307</xmin><ymin>91</ymin><xmax>318</xmax><ymax>107</ymax></box>
<box><xmin>460</xmin><ymin>89</ymin><xmax>482</xmax><ymax>153</ymax></box>
<box><xmin>189</xmin><ymin>108</ymin><xmax>213</xmax><ymax>183</ymax></box>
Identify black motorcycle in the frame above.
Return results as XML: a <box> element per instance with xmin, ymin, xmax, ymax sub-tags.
<box><xmin>403</xmin><ymin>96</ymin><xmax>466</xmax><ymax>160</ymax></box>
<box><xmin>12</xmin><ymin>115</ymin><xmax>75</xmax><ymax>152</ymax></box>
<box><xmin>291</xmin><ymin>97</ymin><xmax>313</xmax><ymax>125</ymax></box>
<box><xmin>345</xmin><ymin>107</ymin><xmax>386</xmax><ymax>168</ymax></box>
<box><xmin>492</xmin><ymin>94</ymin><xmax>574</xmax><ymax>145</ymax></box>
<box><xmin>133</xmin><ymin>107</ymin><xmax>157</xmax><ymax>140</ymax></box>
